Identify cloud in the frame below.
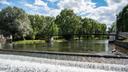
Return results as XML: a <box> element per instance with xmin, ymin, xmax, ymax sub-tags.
<box><xmin>54</xmin><ymin>0</ymin><xmax>128</xmax><ymax>27</ymax></box>
<box><xmin>23</xmin><ymin>0</ymin><xmax>128</xmax><ymax>27</ymax></box>
<box><xmin>0</xmin><ymin>0</ymin><xmax>128</xmax><ymax>27</ymax></box>
<box><xmin>34</xmin><ymin>0</ymin><xmax>47</xmax><ymax>6</ymax></box>
<box><xmin>47</xmin><ymin>0</ymin><xmax>58</xmax><ymax>2</ymax></box>
<box><xmin>24</xmin><ymin>0</ymin><xmax>61</xmax><ymax>16</ymax></box>
<box><xmin>0</xmin><ymin>0</ymin><xmax>10</xmax><ymax>5</ymax></box>
<box><xmin>94</xmin><ymin>0</ymin><xmax>128</xmax><ymax>27</ymax></box>
<box><xmin>57</xmin><ymin>0</ymin><xmax>96</xmax><ymax>13</ymax></box>
<box><xmin>25</xmin><ymin>3</ymin><xmax>33</xmax><ymax>8</ymax></box>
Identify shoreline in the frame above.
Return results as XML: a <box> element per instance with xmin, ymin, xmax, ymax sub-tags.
<box><xmin>114</xmin><ymin>41</ymin><xmax>128</xmax><ymax>49</ymax></box>
<box><xmin>0</xmin><ymin>49</ymin><xmax>127</xmax><ymax>65</ymax></box>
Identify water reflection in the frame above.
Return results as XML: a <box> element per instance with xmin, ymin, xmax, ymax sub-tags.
<box><xmin>0</xmin><ymin>40</ymin><xmax>128</xmax><ymax>56</ymax></box>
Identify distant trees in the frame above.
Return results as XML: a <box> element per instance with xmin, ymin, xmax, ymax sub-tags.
<box><xmin>80</xmin><ymin>18</ymin><xmax>106</xmax><ymax>39</ymax></box>
<box><xmin>28</xmin><ymin>15</ymin><xmax>58</xmax><ymax>41</ymax></box>
<box><xmin>0</xmin><ymin>6</ymin><xmax>32</xmax><ymax>40</ymax></box>
<box><xmin>108</xmin><ymin>22</ymin><xmax>116</xmax><ymax>32</ymax></box>
<box><xmin>0</xmin><ymin>6</ymin><xmax>107</xmax><ymax>41</ymax></box>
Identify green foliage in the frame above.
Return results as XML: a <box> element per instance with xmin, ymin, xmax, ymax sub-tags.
<box><xmin>80</xmin><ymin>18</ymin><xmax>106</xmax><ymax>34</ymax></box>
<box><xmin>0</xmin><ymin>6</ymin><xmax>32</xmax><ymax>40</ymax></box>
<box><xmin>28</xmin><ymin>15</ymin><xmax>59</xmax><ymax>40</ymax></box>
<box><xmin>28</xmin><ymin>15</ymin><xmax>45</xmax><ymax>39</ymax></box>
<box><xmin>108</xmin><ymin>22</ymin><xmax>116</xmax><ymax>32</ymax></box>
<box><xmin>39</xmin><ymin>16</ymin><xmax>59</xmax><ymax>36</ymax></box>
<box><xmin>117</xmin><ymin>5</ymin><xmax>128</xmax><ymax>32</ymax></box>
<box><xmin>55</xmin><ymin>9</ymin><xmax>81</xmax><ymax>40</ymax></box>
<box><xmin>78</xmin><ymin>17</ymin><xmax>107</xmax><ymax>39</ymax></box>
<box><xmin>0</xmin><ymin>6</ymin><xmax>107</xmax><ymax>41</ymax></box>
<box><xmin>14</xmin><ymin>40</ymin><xmax>45</xmax><ymax>44</ymax></box>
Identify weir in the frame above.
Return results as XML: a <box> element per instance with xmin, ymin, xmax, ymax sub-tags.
<box><xmin>0</xmin><ymin>54</ymin><xmax>127</xmax><ymax>72</ymax></box>
<box><xmin>0</xmin><ymin>40</ymin><xmax>127</xmax><ymax>72</ymax></box>
<box><xmin>0</xmin><ymin>49</ymin><xmax>128</xmax><ymax>64</ymax></box>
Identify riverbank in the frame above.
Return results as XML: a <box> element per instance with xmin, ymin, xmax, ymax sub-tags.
<box><xmin>0</xmin><ymin>49</ymin><xmax>127</xmax><ymax>65</ymax></box>
<box><xmin>13</xmin><ymin>38</ymin><xmax>108</xmax><ymax>45</ymax></box>
<box><xmin>13</xmin><ymin>39</ymin><xmax>67</xmax><ymax>44</ymax></box>
<box><xmin>114</xmin><ymin>40</ymin><xmax>128</xmax><ymax>49</ymax></box>
<box><xmin>14</xmin><ymin>40</ymin><xmax>45</xmax><ymax>44</ymax></box>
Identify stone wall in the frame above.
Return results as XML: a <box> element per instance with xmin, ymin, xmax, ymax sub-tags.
<box><xmin>114</xmin><ymin>41</ymin><xmax>128</xmax><ymax>48</ymax></box>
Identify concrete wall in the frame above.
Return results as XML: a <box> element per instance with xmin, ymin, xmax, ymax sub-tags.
<box><xmin>114</xmin><ymin>41</ymin><xmax>128</xmax><ymax>49</ymax></box>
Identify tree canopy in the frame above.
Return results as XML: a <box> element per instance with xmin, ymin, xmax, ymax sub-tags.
<box><xmin>0</xmin><ymin>6</ymin><xmax>32</xmax><ymax>40</ymax></box>
<box><xmin>117</xmin><ymin>5</ymin><xmax>128</xmax><ymax>32</ymax></box>
<box><xmin>0</xmin><ymin>7</ymin><xmax>107</xmax><ymax>41</ymax></box>
<box><xmin>55</xmin><ymin>9</ymin><xmax>81</xmax><ymax>40</ymax></box>
<box><xmin>39</xmin><ymin>17</ymin><xmax>58</xmax><ymax>37</ymax></box>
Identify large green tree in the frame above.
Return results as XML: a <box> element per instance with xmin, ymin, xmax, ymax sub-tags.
<box><xmin>0</xmin><ymin>6</ymin><xmax>32</xmax><ymax>40</ymax></box>
<box><xmin>39</xmin><ymin>16</ymin><xmax>58</xmax><ymax>42</ymax></box>
<box><xmin>117</xmin><ymin>5</ymin><xmax>128</xmax><ymax>32</ymax></box>
<box><xmin>55</xmin><ymin>9</ymin><xmax>81</xmax><ymax>40</ymax></box>
<box><xmin>28</xmin><ymin>15</ymin><xmax>45</xmax><ymax>39</ymax></box>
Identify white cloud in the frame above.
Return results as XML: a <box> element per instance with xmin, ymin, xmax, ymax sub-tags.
<box><xmin>23</xmin><ymin>0</ymin><xmax>60</xmax><ymax>16</ymax></box>
<box><xmin>57</xmin><ymin>0</ymin><xmax>96</xmax><ymax>13</ymax></box>
<box><xmin>47</xmin><ymin>0</ymin><xmax>58</xmax><ymax>2</ymax></box>
<box><xmin>25</xmin><ymin>3</ymin><xmax>33</xmax><ymax>8</ymax></box>
<box><xmin>5</xmin><ymin>0</ymin><xmax>127</xmax><ymax>27</ymax></box>
<box><xmin>53</xmin><ymin>0</ymin><xmax>128</xmax><ymax>27</ymax></box>
<box><xmin>94</xmin><ymin>0</ymin><xmax>128</xmax><ymax>27</ymax></box>
<box><xmin>0</xmin><ymin>0</ymin><xmax>10</xmax><ymax>5</ymax></box>
<box><xmin>34</xmin><ymin>0</ymin><xmax>47</xmax><ymax>6</ymax></box>
<box><xmin>27</xmin><ymin>0</ymin><xmax>128</xmax><ymax>27</ymax></box>
<box><xmin>44</xmin><ymin>8</ymin><xmax>61</xmax><ymax>16</ymax></box>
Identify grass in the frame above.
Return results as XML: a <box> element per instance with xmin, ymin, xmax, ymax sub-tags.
<box><xmin>54</xmin><ymin>39</ymin><xmax>67</xmax><ymax>42</ymax></box>
<box><xmin>13</xmin><ymin>39</ymin><xmax>67</xmax><ymax>45</ymax></box>
<box><xmin>14</xmin><ymin>40</ymin><xmax>45</xmax><ymax>44</ymax></box>
<box><xmin>13</xmin><ymin>37</ymin><xmax>105</xmax><ymax>45</ymax></box>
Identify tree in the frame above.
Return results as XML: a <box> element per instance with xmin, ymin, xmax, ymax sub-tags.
<box><xmin>55</xmin><ymin>9</ymin><xmax>81</xmax><ymax>40</ymax></box>
<box><xmin>81</xmin><ymin>18</ymin><xmax>93</xmax><ymax>34</ymax></box>
<box><xmin>117</xmin><ymin>5</ymin><xmax>128</xmax><ymax>32</ymax></box>
<box><xmin>28</xmin><ymin>15</ymin><xmax>45</xmax><ymax>39</ymax></box>
<box><xmin>108</xmin><ymin>22</ymin><xmax>116</xmax><ymax>32</ymax></box>
<box><xmin>39</xmin><ymin>16</ymin><xmax>59</xmax><ymax>42</ymax></box>
<box><xmin>80</xmin><ymin>17</ymin><xmax>107</xmax><ymax>39</ymax></box>
<box><xmin>0</xmin><ymin>6</ymin><xmax>32</xmax><ymax>40</ymax></box>
<box><xmin>100</xmin><ymin>24</ymin><xmax>107</xmax><ymax>33</ymax></box>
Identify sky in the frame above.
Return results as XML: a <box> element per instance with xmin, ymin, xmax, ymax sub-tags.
<box><xmin>0</xmin><ymin>0</ymin><xmax>128</xmax><ymax>27</ymax></box>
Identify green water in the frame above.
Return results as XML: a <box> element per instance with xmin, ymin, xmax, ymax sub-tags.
<box><xmin>0</xmin><ymin>40</ymin><xmax>128</xmax><ymax>56</ymax></box>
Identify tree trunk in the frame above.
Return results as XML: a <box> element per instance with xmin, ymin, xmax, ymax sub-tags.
<box><xmin>45</xmin><ymin>36</ymin><xmax>54</xmax><ymax>43</ymax></box>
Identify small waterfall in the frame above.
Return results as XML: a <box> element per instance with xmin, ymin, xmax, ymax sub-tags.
<box><xmin>0</xmin><ymin>54</ymin><xmax>127</xmax><ymax>72</ymax></box>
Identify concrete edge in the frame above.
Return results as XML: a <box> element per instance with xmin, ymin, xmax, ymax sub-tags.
<box><xmin>0</xmin><ymin>49</ymin><xmax>128</xmax><ymax>59</ymax></box>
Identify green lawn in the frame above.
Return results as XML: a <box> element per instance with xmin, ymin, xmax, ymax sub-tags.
<box><xmin>14</xmin><ymin>40</ymin><xmax>45</xmax><ymax>44</ymax></box>
<box><xmin>13</xmin><ymin>39</ymin><xmax>67</xmax><ymax>44</ymax></box>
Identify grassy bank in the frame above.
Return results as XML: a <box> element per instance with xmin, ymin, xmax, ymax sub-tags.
<box><xmin>14</xmin><ymin>40</ymin><xmax>45</xmax><ymax>44</ymax></box>
<box><xmin>13</xmin><ymin>39</ymin><xmax>67</xmax><ymax>45</ymax></box>
<box><xmin>13</xmin><ymin>37</ymin><xmax>106</xmax><ymax>45</ymax></box>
